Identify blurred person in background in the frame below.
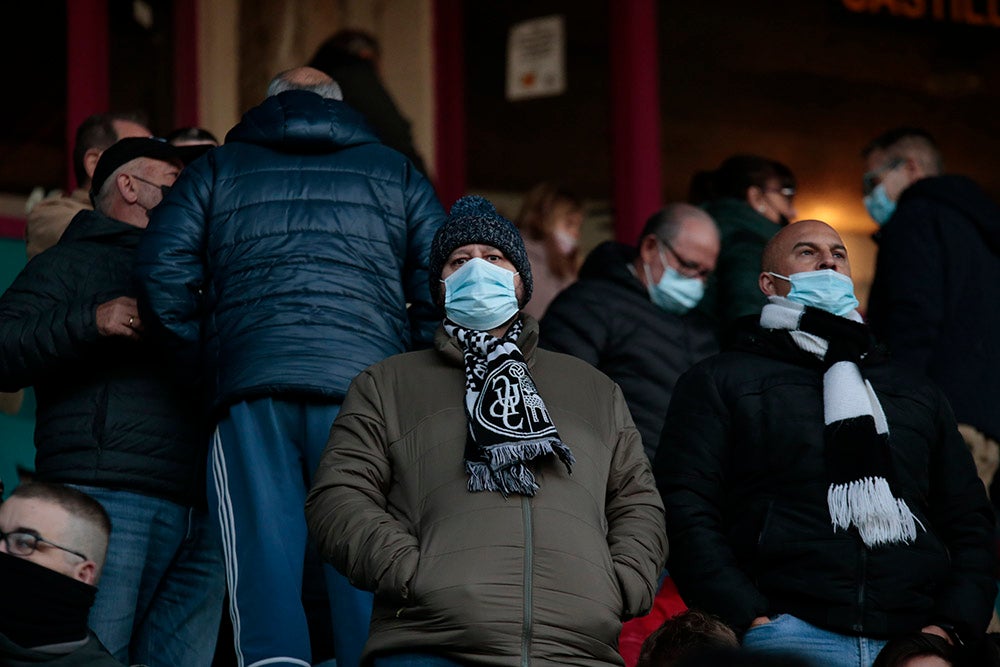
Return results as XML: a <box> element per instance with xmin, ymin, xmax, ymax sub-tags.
<box><xmin>309</xmin><ymin>28</ymin><xmax>428</xmax><ymax>176</ymax></box>
<box><xmin>689</xmin><ymin>154</ymin><xmax>797</xmax><ymax>339</ymax></box>
<box><xmin>515</xmin><ymin>182</ymin><xmax>584</xmax><ymax>320</ymax></box>
<box><xmin>166</xmin><ymin>126</ymin><xmax>219</xmax><ymax>166</ymax></box>
<box><xmin>861</xmin><ymin>126</ymin><xmax>1000</xmax><ymax>499</ymax></box>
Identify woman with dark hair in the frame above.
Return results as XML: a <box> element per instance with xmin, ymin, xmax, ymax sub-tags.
<box><xmin>692</xmin><ymin>154</ymin><xmax>797</xmax><ymax>333</ymax></box>
<box><xmin>515</xmin><ymin>182</ymin><xmax>584</xmax><ymax>320</ymax></box>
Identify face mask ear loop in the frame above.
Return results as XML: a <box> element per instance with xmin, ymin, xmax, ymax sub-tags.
<box><xmin>768</xmin><ymin>272</ymin><xmax>790</xmax><ymax>282</ymax></box>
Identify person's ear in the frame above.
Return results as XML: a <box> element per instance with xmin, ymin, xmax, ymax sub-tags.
<box><xmin>759</xmin><ymin>271</ymin><xmax>778</xmax><ymax>296</ymax></box>
<box><xmin>83</xmin><ymin>148</ymin><xmax>103</xmax><ymax>181</ymax></box>
<box><xmin>747</xmin><ymin>185</ymin><xmax>767</xmax><ymax>213</ymax></box>
<box><xmin>118</xmin><ymin>174</ymin><xmax>140</xmax><ymax>205</ymax></box>
<box><xmin>902</xmin><ymin>156</ymin><xmax>923</xmax><ymax>182</ymax></box>
<box><xmin>72</xmin><ymin>559</ymin><xmax>98</xmax><ymax>585</ymax></box>
<box><xmin>638</xmin><ymin>234</ymin><xmax>661</xmax><ymax>265</ymax></box>
<box><xmin>513</xmin><ymin>272</ymin><xmax>527</xmax><ymax>307</ymax></box>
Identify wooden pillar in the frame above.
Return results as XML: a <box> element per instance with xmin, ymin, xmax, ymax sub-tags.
<box><xmin>609</xmin><ymin>0</ymin><xmax>662</xmax><ymax>244</ymax></box>
<box><xmin>432</xmin><ymin>0</ymin><xmax>466</xmax><ymax>210</ymax></box>
<box><xmin>173</xmin><ymin>0</ymin><xmax>200</xmax><ymax>129</ymax></box>
<box><xmin>66</xmin><ymin>0</ymin><xmax>110</xmax><ymax>191</ymax></box>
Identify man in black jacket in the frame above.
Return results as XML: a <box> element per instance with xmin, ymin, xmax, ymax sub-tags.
<box><xmin>0</xmin><ymin>138</ymin><xmax>224</xmax><ymax>667</ymax></box>
<box><xmin>540</xmin><ymin>203</ymin><xmax>719</xmax><ymax>462</ymax></box>
<box><xmin>862</xmin><ymin>127</ymin><xmax>1000</xmax><ymax>498</ymax></box>
<box><xmin>656</xmin><ymin>220</ymin><xmax>995</xmax><ymax>667</ymax></box>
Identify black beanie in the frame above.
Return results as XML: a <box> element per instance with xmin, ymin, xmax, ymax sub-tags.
<box><xmin>429</xmin><ymin>195</ymin><xmax>533</xmax><ymax>305</ymax></box>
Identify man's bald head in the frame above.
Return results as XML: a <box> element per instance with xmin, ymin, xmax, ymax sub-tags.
<box><xmin>266</xmin><ymin>66</ymin><xmax>343</xmax><ymax>101</ymax></box>
<box><xmin>759</xmin><ymin>219</ymin><xmax>851</xmax><ymax>297</ymax></box>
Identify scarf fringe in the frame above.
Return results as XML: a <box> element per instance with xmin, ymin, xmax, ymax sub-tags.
<box><xmin>466</xmin><ymin>461</ymin><xmax>539</xmax><ymax>497</ymax></box>
<box><xmin>466</xmin><ymin>438</ymin><xmax>577</xmax><ymax>497</ymax></box>
<box><xmin>827</xmin><ymin>477</ymin><xmax>919</xmax><ymax>547</ymax></box>
<box><xmin>483</xmin><ymin>438</ymin><xmax>576</xmax><ymax>471</ymax></box>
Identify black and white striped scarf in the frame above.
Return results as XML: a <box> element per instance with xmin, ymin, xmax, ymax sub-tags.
<box><xmin>445</xmin><ymin>319</ymin><xmax>574</xmax><ymax>497</ymax></box>
<box><xmin>761</xmin><ymin>297</ymin><xmax>920</xmax><ymax>547</ymax></box>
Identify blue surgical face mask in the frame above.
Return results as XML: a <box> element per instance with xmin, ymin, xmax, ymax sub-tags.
<box><xmin>863</xmin><ymin>183</ymin><xmax>896</xmax><ymax>226</ymax></box>
<box><xmin>644</xmin><ymin>248</ymin><xmax>705</xmax><ymax>315</ymax></box>
<box><xmin>768</xmin><ymin>269</ymin><xmax>859</xmax><ymax>316</ymax></box>
<box><xmin>441</xmin><ymin>257</ymin><xmax>519</xmax><ymax>330</ymax></box>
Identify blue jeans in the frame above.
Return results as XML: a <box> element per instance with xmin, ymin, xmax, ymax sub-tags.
<box><xmin>210</xmin><ymin>398</ymin><xmax>374</xmax><ymax>667</ymax></box>
<box><xmin>72</xmin><ymin>485</ymin><xmax>225</xmax><ymax>667</ymax></box>
<box><xmin>374</xmin><ymin>654</ymin><xmax>468</xmax><ymax>667</ymax></box>
<box><xmin>742</xmin><ymin>614</ymin><xmax>889</xmax><ymax>667</ymax></box>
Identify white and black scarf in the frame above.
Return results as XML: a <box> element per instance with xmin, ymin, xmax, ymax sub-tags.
<box><xmin>445</xmin><ymin>319</ymin><xmax>574</xmax><ymax>496</ymax></box>
<box><xmin>760</xmin><ymin>297</ymin><xmax>921</xmax><ymax>548</ymax></box>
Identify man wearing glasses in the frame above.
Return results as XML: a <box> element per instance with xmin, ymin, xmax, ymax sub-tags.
<box><xmin>540</xmin><ymin>203</ymin><xmax>720</xmax><ymax>465</ymax></box>
<box><xmin>0</xmin><ymin>481</ymin><xmax>122</xmax><ymax>666</ymax></box>
<box><xmin>862</xmin><ymin>127</ymin><xmax>1000</xmax><ymax>499</ymax></box>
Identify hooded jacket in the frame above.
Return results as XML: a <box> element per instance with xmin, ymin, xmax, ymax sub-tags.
<box><xmin>867</xmin><ymin>175</ymin><xmax>1000</xmax><ymax>441</ymax></box>
<box><xmin>539</xmin><ymin>241</ymin><xmax>718</xmax><ymax>461</ymax></box>
<box><xmin>655</xmin><ymin>321</ymin><xmax>995</xmax><ymax>640</ymax></box>
<box><xmin>0</xmin><ymin>210</ymin><xmax>208</xmax><ymax>507</ymax></box>
<box><xmin>699</xmin><ymin>197</ymin><xmax>780</xmax><ymax>332</ymax></box>
<box><xmin>306</xmin><ymin>316</ymin><xmax>667</xmax><ymax>667</ymax></box>
<box><xmin>135</xmin><ymin>90</ymin><xmax>444</xmax><ymax>413</ymax></box>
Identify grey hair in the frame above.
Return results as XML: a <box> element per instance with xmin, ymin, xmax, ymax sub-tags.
<box><xmin>641</xmin><ymin>202</ymin><xmax>718</xmax><ymax>245</ymax></box>
<box><xmin>92</xmin><ymin>164</ymin><xmax>130</xmax><ymax>213</ymax></box>
<box><xmin>266</xmin><ymin>69</ymin><xmax>343</xmax><ymax>100</ymax></box>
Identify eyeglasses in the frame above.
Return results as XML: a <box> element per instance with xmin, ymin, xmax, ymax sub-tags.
<box><xmin>862</xmin><ymin>158</ymin><xmax>904</xmax><ymax>195</ymax></box>
<box><xmin>765</xmin><ymin>186</ymin><xmax>796</xmax><ymax>201</ymax></box>
<box><xmin>660</xmin><ymin>239</ymin><xmax>713</xmax><ymax>280</ymax></box>
<box><xmin>0</xmin><ymin>529</ymin><xmax>87</xmax><ymax>562</ymax></box>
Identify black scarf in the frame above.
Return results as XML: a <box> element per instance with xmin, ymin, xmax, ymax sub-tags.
<box><xmin>0</xmin><ymin>551</ymin><xmax>96</xmax><ymax>648</ymax></box>
<box><xmin>445</xmin><ymin>319</ymin><xmax>574</xmax><ymax>496</ymax></box>
<box><xmin>761</xmin><ymin>297</ymin><xmax>920</xmax><ymax>547</ymax></box>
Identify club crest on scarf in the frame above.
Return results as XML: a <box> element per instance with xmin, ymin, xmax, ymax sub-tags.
<box><xmin>445</xmin><ymin>319</ymin><xmax>574</xmax><ymax>497</ymax></box>
<box><xmin>474</xmin><ymin>360</ymin><xmax>558</xmax><ymax>438</ymax></box>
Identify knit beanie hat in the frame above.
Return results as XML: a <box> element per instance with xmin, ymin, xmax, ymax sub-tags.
<box><xmin>429</xmin><ymin>195</ymin><xmax>533</xmax><ymax>305</ymax></box>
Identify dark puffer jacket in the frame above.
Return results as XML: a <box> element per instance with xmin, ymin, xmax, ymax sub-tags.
<box><xmin>0</xmin><ymin>631</ymin><xmax>124</xmax><ymax>667</ymax></box>
<box><xmin>539</xmin><ymin>241</ymin><xmax>718</xmax><ymax>461</ymax></box>
<box><xmin>0</xmin><ymin>211</ymin><xmax>207</xmax><ymax>507</ymax></box>
<box><xmin>135</xmin><ymin>90</ymin><xmax>444</xmax><ymax>413</ymax></box>
<box><xmin>867</xmin><ymin>174</ymin><xmax>1000</xmax><ymax>441</ymax></box>
<box><xmin>654</xmin><ymin>323</ymin><xmax>996</xmax><ymax>640</ymax></box>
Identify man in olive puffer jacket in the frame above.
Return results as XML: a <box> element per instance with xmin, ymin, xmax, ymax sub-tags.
<box><xmin>307</xmin><ymin>196</ymin><xmax>667</xmax><ymax>667</ymax></box>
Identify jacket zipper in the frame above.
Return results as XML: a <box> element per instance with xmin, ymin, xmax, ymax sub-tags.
<box><xmin>854</xmin><ymin>546</ymin><xmax>867</xmax><ymax>633</ymax></box>
<box><xmin>521</xmin><ymin>496</ymin><xmax>533</xmax><ymax>667</ymax></box>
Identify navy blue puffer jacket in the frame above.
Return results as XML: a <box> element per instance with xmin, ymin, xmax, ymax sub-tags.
<box><xmin>135</xmin><ymin>90</ymin><xmax>445</xmax><ymax>413</ymax></box>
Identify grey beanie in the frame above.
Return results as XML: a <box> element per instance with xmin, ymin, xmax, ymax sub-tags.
<box><xmin>429</xmin><ymin>195</ymin><xmax>533</xmax><ymax>305</ymax></box>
